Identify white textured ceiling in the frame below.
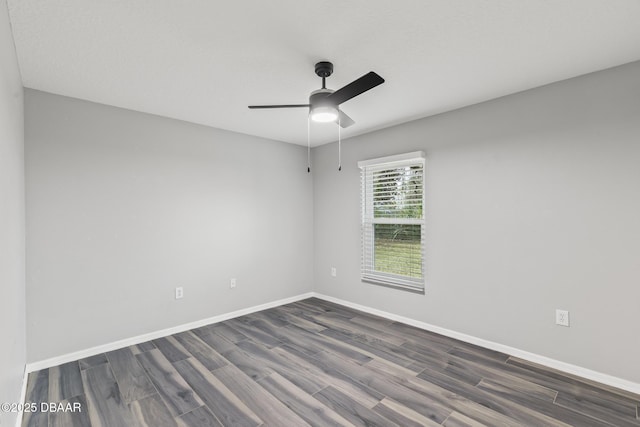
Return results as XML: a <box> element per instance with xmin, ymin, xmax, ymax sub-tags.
<box><xmin>7</xmin><ymin>1</ymin><xmax>640</xmax><ymax>146</ymax></box>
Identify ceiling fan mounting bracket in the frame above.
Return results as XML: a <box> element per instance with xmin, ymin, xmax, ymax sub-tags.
<box><xmin>314</xmin><ymin>61</ymin><xmax>333</xmax><ymax>78</ymax></box>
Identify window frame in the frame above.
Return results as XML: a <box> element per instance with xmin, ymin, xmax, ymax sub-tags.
<box><xmin>358</xmin><ymin>151</ymin><xmax>426</xmax><ymax>293</ymax></box>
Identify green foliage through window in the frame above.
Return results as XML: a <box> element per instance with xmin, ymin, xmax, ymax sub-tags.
<box><xmin>373</xmin><ymin>166</ymin><xmax>423</xmax><ymax>219</ymax></box>
<box><xmin>373</xmin><ymin>224</ymin><xmax>422</xmax><ymax>278</ymax></box>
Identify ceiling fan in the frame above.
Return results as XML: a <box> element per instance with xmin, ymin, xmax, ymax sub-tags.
<box><xmin>248</xmin><ymin>61</ymin><xmax>385</xmax><ymax>128</ymax></box>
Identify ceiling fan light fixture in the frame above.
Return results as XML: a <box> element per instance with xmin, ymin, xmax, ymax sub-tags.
<box><xmin>310</xmin><ymin>106</ymin><xmax>338</xmax><ymax>123</ymax></box>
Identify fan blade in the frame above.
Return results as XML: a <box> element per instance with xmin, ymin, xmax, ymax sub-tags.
<box><xmin>326</xmin><ymin>72</ymin><xmax>384</xmax><ymax>106</ymax></box>
<box><xmin>337</xmin><ymin>110</ymin><xmax>355</xmax><ymax>128</ymax></box>
<box><xmin>248</xmin><ymin>104</ymin><xmax>309</xmax><ymax>109</ymax></box>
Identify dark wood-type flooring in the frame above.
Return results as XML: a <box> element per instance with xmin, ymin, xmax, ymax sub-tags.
<box><xmin>22</xmin><ymin>297</ymin><xmax>640</xmax><ymax>426</ymax></box>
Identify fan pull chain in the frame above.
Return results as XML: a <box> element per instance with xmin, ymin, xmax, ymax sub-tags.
<box><xmin>338</xmin><ymin>113</ymin><xmax>342</xmax><ymax>171</ymax></box>
<box><xmin>307</xmin><ymin>114</ymin><xmax>311</xmax><ymax>173</ymax></box>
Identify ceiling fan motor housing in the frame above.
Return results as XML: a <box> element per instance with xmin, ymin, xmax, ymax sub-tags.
<box><xmin>309</xmin><ymin>88</ymin><xmax>335</xmax><ymax>110</ymax></box>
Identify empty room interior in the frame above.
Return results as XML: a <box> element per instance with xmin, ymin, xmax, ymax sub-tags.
<box><xmin>2</xmin><ymin>1</ymin><xmax>640</xmax><ymax>426</ymax></box>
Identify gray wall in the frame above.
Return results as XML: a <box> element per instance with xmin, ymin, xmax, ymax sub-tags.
<box><xmin>313</xmin><ymin>61</ymin><xmax>640</xmax><ymax>383</ymax></box>
<box><xmin>0</xmin><ymin>0</ymin><xmax>26</xmax><ymax>425</ymax></box>
<box><xmin>25</xmin><ymin>90</ymin><xmax>313</xmax><ymax>362</ymax></box>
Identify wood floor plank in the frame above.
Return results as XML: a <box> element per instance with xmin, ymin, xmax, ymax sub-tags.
<box><xmin>349</xmin><ymin>313</ymin><xmax>395</xmax><ymax>329</ymax></box>
<box><xmin>314</xmin><ymin>385</ymin><xmax>403</xmax><ymax>427</ymax></box>
<box><xmin>209</xmin><ymin>323</ymin><xmax>248</xmax><ymax>343</ymax></box>
<box><xmin>386</xmin><ymin>321</ymin><xmax>459</xmax><ymax>353</ymax></box>
<box><xmin>152</xmin><ymin>336</ymin><xmax>191</xmax><ymax>363</ymax></box>
<box><xmin>334</xmin><ymin>361</ymin><xmax>457</xmax><ymax>423</ymax></box>
<box><xmin>49</xmin><ymin>361</ymin><xmax>84</xmax><ymax>402</ymax></box>
<box><xmin>175</xmin><ymin>406</ymin><xmax>223</xmax><ymax>427</ymax></box>
<box><xmin>225</xmin><ymin>318</ymin><xmax>282</xmax><ymax>348</ymax></box>
<box><xmin>456</xmin><ymin>346</ymin><xmax>639</xmax><ymax>418</ymax></box>
<box><xmin>135</xmin><ymin>349</ymin><xmax>204</xmax><ymax>417</ymax></box>
<box><xmin>555</xmin><ymin>390</ymin><xmax>639</xmax><ymax>420</ymax></box>
<box><xmin>403</xmin><ymin>376</ymin><xmax>530</xmax><ymax>427</ymax></box>
<box><xmin>320</xmin><ymin>327</ymin><xmax>417</xmax><ymax>368</ymax></box>
<box><xmin>455</xmin><ymin>344</ymin><xmax>640</xmax><ymax>424</ymax></box>
<box><xmin>191</xmin><ymin>326</ymin><xmax>236</xmax><ymax>354</ymax></box>
<box><xmin>286</xmin><ymin>324</ymin><xmax>374</xmax><ymax>365</ymax></box>
<box><xmin>362</xmin><ymin>357</ymin><xmax>524</xmax><ymax>427</ymax></box>
<box><xmin>78</xmin><ymin>354</ymin><xmax>108</xmax><ymax>371</ymax></box>
<box><xmin>446</xmin><ymin>345</ymin><xmax>512</xmax><ymax>366</ymax></box>
<box><xmin>277</xmin><ymin>344</ymin><xmax>385</xmax><ymax>407</ymax></box>
<box><xmin>81</xmin><ymin>363</ymin><xmax>137</xmax><ymax>427</ymax></box>
<box><xmin>129</xmin><ymin>393</ymin><xmax>179</xmax><ymax>427</ymax></box>
<box><xmin>277</xmin><ymin>303</ymin><xmax>330</xmax><ymax>326</ymax></box>
<box><xmin>310</xmin><ymin>349</ymin><xmax>452</xmax><ymax>423</ymax></box>
<box><xmin>372</xmin><ymin>397</ymin><xmax>442</xmax><ymax>427</ymax></box>
<box><xmin>362</xmin><ymin>349</ymin><xmax>547</xmax><ymax>427</ymax></box>
<box><xmin>448</xmin><ymin>342</ymin><xmax>511</xmax><ymax>363</ymax></box>
<box><xmin>433</xmin><ymin>350</ymin><xmax>560</xmax><ymax>401</ymax></box>
<box><xmin>130</xmin><ymin>341</ymin><xmax>156</xmax><ymax>355</ymax></box>
<box><xmin>477</xmin><ymin>375</ymin><xmax>558</xmax><ymax>403</ymax></box>
<box><xmin>552</xmin><ymin>392</ymin><xmax>640</xmax><ymax>427</ymax></box>
<box><xmin>279</xmin><ymin>323</ymin><xmax>354</xmax><ymax>359</ymax></box>
<box><xmin>305</xmin><ymin>298</ymin><xmax>358</xmax><ymax>319</ymax></box>
<box><xmin>218</xmin><ymin>342</ymin><xmax>275</xmax><ymax>382</ymax></box>
<box><xmin>442</xmin><ymin>411</ymin><xmax>488</xmax><ymax>427</ymax></box>
<box><xmin>441</xmin><ymin>348</ymin><xmax>540</xmax><ymax>397</ymax></box>
<box><xmin>311</xmin><ymin>309</ymin><xmax>355</xmax><ymax>323</ymax></box>
<box><xmin>290</xmin><ymin>299</ymin><xmax>334</xmax><ymax>316</ymax></box>
<box><xmin>314</xmin><ymin>313</ymin><xmax>407</xmax><ymax>346</ymax></box>
<box><xmin>234</xmin><ymin>339</ymin><xmax>327</xmax><ymax>394</ymax></box>
<box><xmin>245</xmin><ymin>309</ymin><xmax>289</xmax><ymax>327</ymax></box>
<box><xmin>173</xmin><ymin>331</ymin><xmax>228</xmax><ymax>371</ymax></box>
<box><xmin>401</xmin><ymin>339</ymin><xmax>463</xmax><ymax>369</ymax></box>
<box><xmin>105</xmin><ymin>347</ymin><xmax>156</xmax><ymax>404</ymax></box>
<box><xmin>478</xmin><ymin>376</ymin><xmax>601</xmax><ymax>423</ymax></box>
<box><xmin>509</xmin><ymin>356</ymin><xmax>640</xmax><ymax>403</ymax></box>
<box><xmin>507</xmin><ymin>356</ymin><xmax>640</xmax><ymax>413</ymax></box>
<box><xmin>257</xmin><ymin>372</ymin><xmax>354</xmax><ymax>427</ymax></box>
<box><xmin>48</xmin><ymin>395</ymin><xmax>91</xmax><ymax>427</ymax></box>
<box><xmin>173</xmin><ymin>357</ymin><xmax>262</xmax><ymax>427</ymax></box>
<box><xmin>270</xmin><ymin>306</ymin><xmax>328</xmax><ymax>332</ymax></box>
<box><xmin>22</xmin><ymin>369</ymin><xmax>49</xmax><ymax>427</ymax></box>
<box><xmin>275</xmin><ymin>343</ymin><xmax>383</xmax><ymax>407</ymax></box>
<box><xmin>212</xmin><ymin>363</ymin><xmax>311</xmax><ymax>426</ymax></box>
<box><xmin>245</xmin><ymin>318</ymin><xmax>326</xmax><ymax>357</ymax></box>
<box><xmin>363</xmin><ymin>357</ymin><xmax>423</xmax><ymax>381</ymax></box>
<box><xmin>314</xmin><ymin>302</ymin><xmax>391</xmax><ymax>326</ymax></box>
<box><xmin>417</xmin><ymin>367</ymin><xmax>590</xmax><ymax>426</ymax></box>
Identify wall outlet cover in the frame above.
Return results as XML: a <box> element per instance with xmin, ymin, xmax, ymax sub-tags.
<box><xmin>556</xmin><ymin>309</ymin><xmax>569</xmax><ymax>327</ymax></box>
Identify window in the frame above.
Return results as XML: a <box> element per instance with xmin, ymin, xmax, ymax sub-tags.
<box><xmin>358</xmin><ymin>152</ymin><xmax>425</xmax><ymax>292</ymax></box>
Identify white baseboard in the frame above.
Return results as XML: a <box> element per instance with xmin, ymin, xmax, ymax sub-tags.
<box><xmin>312</xmin><ymin>293</ymin><xmax>640</xmax><ymax>396</ymax></box>
<box><xmin>14</xmin><ymin>367</ymin><xmax>29</xmax><ymax>427</ymax></box>
<box><xmin>26</xmin><ymin>292</ymin><xmax>314</xmax><ymax>373</ymax></box>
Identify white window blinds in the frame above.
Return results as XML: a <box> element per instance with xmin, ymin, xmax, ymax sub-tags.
<box><xmin>358</xmin><ymin>152</ymin><xmax>425</xmax><ymax>292</ymax></box>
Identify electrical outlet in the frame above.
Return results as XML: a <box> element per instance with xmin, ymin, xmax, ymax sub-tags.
<box><xmin>331</xmin><ymin>267</ymin><xmax>337</xmax><ymax>277</ymax></box>
<box><xmin>555</xmin><ymin>309</ymin><xmax>569</xmax><ymax>327</ymax></box>
<box><xmin>175</xmin><ymin>287</ymin><xmax>184</xmax><ymax>300</ymax></box>
<box><xmin>230</xmin><ymin>278</ymin><xmax>237</xmax><ymax>289</ymax></box>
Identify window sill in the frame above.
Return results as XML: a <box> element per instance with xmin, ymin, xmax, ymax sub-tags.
<box><xmin>361</xmin><ymin>277</ymin><xmax>425</xmax><ymax>295</ymax></box>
